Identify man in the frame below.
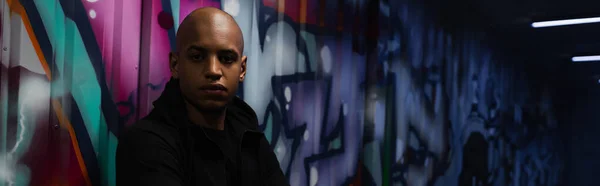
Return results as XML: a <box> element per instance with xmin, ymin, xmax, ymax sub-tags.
<box><xmin>116</xmin><ymin>7</ymin><xmax>288</xmax><ymax>186</ymax></box>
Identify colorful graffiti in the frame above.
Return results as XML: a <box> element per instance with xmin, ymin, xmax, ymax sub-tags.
<box><xmin>0</xmin><ymin>0</ymin><xmax>563</xmax><ymax>185</ymax></box>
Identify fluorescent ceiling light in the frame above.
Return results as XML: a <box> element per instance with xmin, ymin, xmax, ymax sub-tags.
<box><xmin>532</xmin><ymin>17</ymin><xmax>600</xmax><ymax>28</ymax></box>
<box><xmin>572</xmin><ymin>55</ymin><xmax>600</xmax><ymax>62</ymax></box>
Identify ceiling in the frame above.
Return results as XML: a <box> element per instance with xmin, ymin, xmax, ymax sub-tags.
<box><xmin>439</xmin><ymin>0</ymin><xmax>600</xmax><ymax>80</ymax></box>
<box><xmin>421</xmin><ymin>0</ymin><xmax>600</xmax><ymax>92</ymax></box>
<box><xmin>428</xmin><ymin>0</ymin><xmax>600</xmax><ymax>55</ymax></box>
<box><xmin>483</xmin><ymin>0</ymin><xmax>600</xmax><ymax>92</ymax></box>
<box><xmin>479</xmin><ymin>0</ymin><xmax>600</xmax><ymax>54</ymax></box>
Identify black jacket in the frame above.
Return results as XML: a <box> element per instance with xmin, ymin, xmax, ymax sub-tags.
<box><xmin>116</xmin><ymin>79</ymin><xmax>288</xmax><ymax>186</ymax></box>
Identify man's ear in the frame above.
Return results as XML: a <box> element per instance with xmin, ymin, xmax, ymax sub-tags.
<box><xmin>239</xmin><ymin>55</ymin><xmax>247</xmax><ymax>82</ymax></box>
<box><xmin>169</xmin><ymin>52</ymin><xmax>179</xmax><ymax>79</ymax></box>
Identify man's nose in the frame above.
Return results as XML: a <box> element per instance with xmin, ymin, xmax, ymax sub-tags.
<box><xmin>205</xmin><ymin>56</ymin><xmax>223</xmax><ymax>80</ymax></box>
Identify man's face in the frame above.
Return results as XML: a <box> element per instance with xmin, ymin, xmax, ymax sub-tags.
<box><xmin>170</xmin><ymin>17</ymin><xmax>246</xmax><ymax>111</ymax></box>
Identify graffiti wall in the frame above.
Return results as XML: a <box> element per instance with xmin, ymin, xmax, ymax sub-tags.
<box><xmin>0</xmin><ymin>0</ymin><xmax>563</xmax><ymax>185</ymax></box>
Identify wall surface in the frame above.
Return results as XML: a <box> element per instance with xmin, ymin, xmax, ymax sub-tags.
<box><xmin>561</xmin><ymin>62</ymin><xmax>600</xmax><ymax>186</ymax></box>
<box><xmin>0</xmin><ymin>0</ymin><xmax>563</xmax><ymax>185</ymax></box>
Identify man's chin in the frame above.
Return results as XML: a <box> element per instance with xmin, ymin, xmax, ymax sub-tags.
<box><xmin>193</xmin><ymin>100</ymin><xmax>229</xmax><ymax>112</ymax></box>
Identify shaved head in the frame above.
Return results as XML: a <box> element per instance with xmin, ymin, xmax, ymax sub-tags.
<box><xmin>176</xmin><ymin>7</ymin><xmax>244</xmax><ymax>54</ymax></box>
<box><xmin>169</xmin><ymin>7</ymin><xmax>248</xmax><ymax>115</ymax></box>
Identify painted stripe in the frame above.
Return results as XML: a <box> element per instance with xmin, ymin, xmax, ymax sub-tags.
<box><xmin>6</xmin><ymin>0</ymin><xmax>93</xmax><ymax>185</ymax></box>
<box><xmin>6</xmin><ymin>0</ymin><xmax>50</xmax><ymax>80</ymax></box>
<box><xmin>18</xmin><ymin>0</ymin><xmax>59</xmax><ymax>80</ymax></box>
<box><xmin>58</xmin><ymin>0</ymin><xmax>122</xmax><ymax>139</ymax></box>
<box><xmin>299</xmin><ymin>0</ymin><xmax>307</xmax><ymax>24</ymax></box>
<box><xmin>170</xmin><ymin>0</ymin><xmax>180</xmax><ymax>31</ymax></box>
<box><xmin>52</xmin><ymin>99</ymin><xmax>93</xmax><ymax>186</ymax></box>
<box><xmin>318</xmin><ymin>0</ymin><xmax>325</xmax><ymax>27</ymax></box>
<box><xmin>161</xmin><ymin>0</ymin><xmax>177</xmax><ymax>52</ymax></box>
<box><xmin>67</xmin><ymin>94</ymin><xmax>101</xmax><ymax>186</ymax></box>
<box><xmin>277</xmin><ymin>0</ymin><xmax>285</xmax><ymax>13</ymax></box>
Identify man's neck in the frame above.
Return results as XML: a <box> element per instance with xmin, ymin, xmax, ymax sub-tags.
<box><xmin>185</xmin><ymin>102</ymin><xmax>226</xmax><ymax>130</ymax></box>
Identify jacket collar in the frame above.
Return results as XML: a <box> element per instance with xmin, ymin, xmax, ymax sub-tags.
<box><xmin>151</xmin><ymin>78</ymin><xmax>262</xmax><ymax>140</ymax></box>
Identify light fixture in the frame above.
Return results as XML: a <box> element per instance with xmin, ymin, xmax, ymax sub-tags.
<box><xmin>532</xmin><ymin>17</ymin><xmax>600</xmax><ymax>28</ymax></box>
<box><xmin>572</xmin><ymin>55</ymin><xmax>600</xmax><ymax>62</ymax></box>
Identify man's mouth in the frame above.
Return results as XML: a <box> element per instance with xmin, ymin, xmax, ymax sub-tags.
<box><xmin>199</xmin><ymin>84</ymin><xmax>227</xmax><ymax>94</ymax></box>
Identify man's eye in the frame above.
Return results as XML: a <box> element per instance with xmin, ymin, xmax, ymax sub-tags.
<box><xmin>190</xmin><ymin>55</ymin><xmax>204</xmax><ymax>61</ymax></box>
<box><xmin>219</xmin><ymin>56</ymin><xmax>236</xmax><ymax>63</ymax></box>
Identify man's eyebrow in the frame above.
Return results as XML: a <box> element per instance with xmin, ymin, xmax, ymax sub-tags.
<box><xmin>186</xmin><ymin>45</ymin><xmax>206</xmax><ymax>52</ymax></box>
<box><xmin>186</xmin><ymin>46</ymin><xmax>239</xmax><ymax>55</ymax></box>
<box><xmin>219</xmin><ymin>49</ymin><xmax>239</xmax><ymax>55</ymax></box>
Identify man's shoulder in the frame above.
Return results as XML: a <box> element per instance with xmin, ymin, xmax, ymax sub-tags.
<box><xmin>115</xmin><ymin>118</ymin><xmax>185</xmax><ymax>175</ymax></box>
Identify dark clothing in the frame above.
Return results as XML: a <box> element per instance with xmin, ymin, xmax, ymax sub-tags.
<box><xmin>116</xmin><ymin>79</ymin><xmax>288</xmax><ymax>186</ymax></box>
<box><xmin>195</xmin><ymin>123</ymin><xmax>240</xmax><ymax>185</ymax></box>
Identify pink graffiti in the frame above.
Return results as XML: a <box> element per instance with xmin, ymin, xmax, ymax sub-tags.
<box><xmin>82</xmin><ymin>0</ymin><xmax>142</xmax><ymax>123</ymax></box>
<box><xmin>179</xmin><ymin>0</ymin><xmax>221</xmax><ymax>25</ymax></box>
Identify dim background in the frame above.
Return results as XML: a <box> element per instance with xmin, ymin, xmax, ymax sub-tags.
<box><xmin>0</xmin><ymin>0</ymin><xmax>597</xmax><ymax>185</ymax></box>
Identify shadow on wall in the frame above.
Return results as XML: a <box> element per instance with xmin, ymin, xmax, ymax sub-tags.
<box><xmin>0</xmin><ymin>0</ymin><xmax>563</xmax><ymax>185</ymax></box>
